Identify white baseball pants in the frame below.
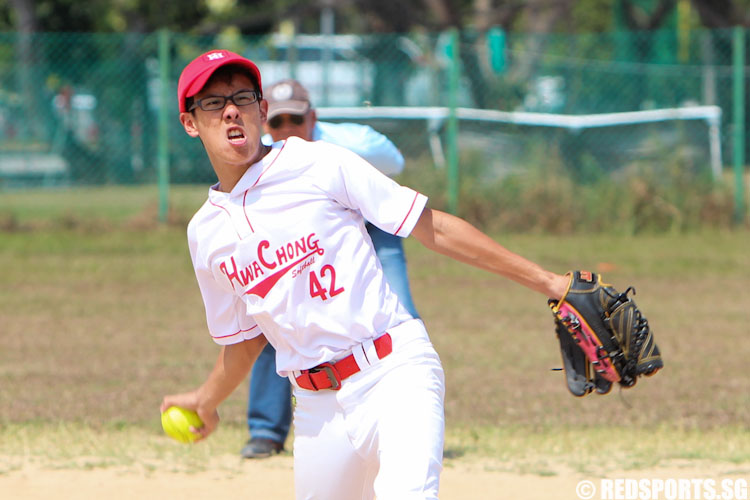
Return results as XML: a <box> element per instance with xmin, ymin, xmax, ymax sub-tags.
<box><xmin>291</xmin><ymin>320</ymin><xmax>446</xmax><ymax>500</ymax></box>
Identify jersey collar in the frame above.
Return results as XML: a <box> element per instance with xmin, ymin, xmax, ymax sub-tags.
<box><xmin>209</xmin><ymin>142</ymin><xmax>285</xmax><ymax>200</ymax></box>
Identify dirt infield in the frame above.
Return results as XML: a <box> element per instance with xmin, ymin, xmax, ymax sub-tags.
<box><xmin>2</xmin><ymin>455</ymin><xmax>748</xmax><ymax>500</ymax></box>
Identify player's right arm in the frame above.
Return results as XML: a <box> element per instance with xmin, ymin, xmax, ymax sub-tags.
<box><xmin>163</xmin><ymin>215</ymin><xmax>268</xmax><ymax>439</ymax></box>
<box><xmin>160</xmin><ymin>335</ymin><xmax>267</xmax><ymax>440</ymax></box>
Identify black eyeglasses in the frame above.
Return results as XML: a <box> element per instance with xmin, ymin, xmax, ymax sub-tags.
<box><xmin>189</xmin><ymin>90</ymin><xmax>259</xmax><ymax>112</ymax></box>
<box><xmin>268</xmin><ymin>114</ymin><xmax>306</xmax><ymax>129</ymax></box>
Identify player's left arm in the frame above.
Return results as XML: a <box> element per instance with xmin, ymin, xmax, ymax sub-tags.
<box><xmin>160</xmin><ymin>335</ymin><xmax>267</xmax><ymax>440</ymax></box>
<box><xmin>410</xmin><ymin>207</ymin><xmax>568</xmax><ymax>300</ymax></box>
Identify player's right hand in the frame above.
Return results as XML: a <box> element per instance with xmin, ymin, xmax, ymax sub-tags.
<box><xmin>160</xmin><ymin>391</ymin><xmax>220</xmax><ymax>441</ymax></box>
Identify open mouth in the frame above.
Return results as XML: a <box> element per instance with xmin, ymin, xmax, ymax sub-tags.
<box><xmin>227</xmin><ymin>128</ymin><xmax>246</xmax><ymax>145</ymax></box>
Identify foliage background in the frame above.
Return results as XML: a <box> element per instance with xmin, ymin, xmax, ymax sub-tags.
<box><xmin>0</xmin><ymin>6</ymin><xmax>748</xmax><ymax>493</ymax></box>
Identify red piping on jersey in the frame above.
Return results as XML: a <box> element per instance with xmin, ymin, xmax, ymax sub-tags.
<box><xmin>251</xmin><ymin>140</ymin><xmax>286</xmax><ymax>188</ymax></box>
<box><xmin>242</xmin><ymin>189</ymin><xmax>255</xmax><ymax>233</ymax></box>
<box><xmin>209</xmin><ymin>198</ymin><xmax>243</xmax><ymax>240</ymax></box>
<box><xmin>211</xmin><ymin>324</ymin><xmax>258</xmax><ymax>340</ymax></box>
<box><xmin>242</xmin><ymin>141</ymin><xmax>287</xmax><ymax>232</ymax></box>
<box><xmin>395</xmin><ymin>192</ymin><xmax>421</xmax><ymax>235</ymax></box>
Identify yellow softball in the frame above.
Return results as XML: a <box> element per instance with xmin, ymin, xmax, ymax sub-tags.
<box><xmin>161</xmin><ymin>406</ymin><xmax>203</xmax><ymax>443</ymax></box>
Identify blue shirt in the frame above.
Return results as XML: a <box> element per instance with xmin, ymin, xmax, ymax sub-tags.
<box><xmin>263</xmin><ymin>121</ymin><xmax>404</xmax><ymax>177</ymax></box>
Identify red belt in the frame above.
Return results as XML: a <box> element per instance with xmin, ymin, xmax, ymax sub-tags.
<box><xmin>295</xmin><ymin>333</ymin><xmax>393</xmax><ymax>391</ymax></box>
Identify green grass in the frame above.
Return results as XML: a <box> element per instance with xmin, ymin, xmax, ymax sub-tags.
<box><xmin>0</xmin><ymin>422</ymin><xmax>747</xmax><ymax>476</ymax></box>
<box><xmin>444</xmin><ymin>425</ymin><xmax>750</xmax><ymax>470</ymax></box>
<box><xmin>1</xmin><ymin>186</ymin><xmax>748</xmax><ymax>471</ymax></box>
<box><xmin>0</xmin><ymin>185</ymin><xmax>207</xmax><ymax>229</ymax></box>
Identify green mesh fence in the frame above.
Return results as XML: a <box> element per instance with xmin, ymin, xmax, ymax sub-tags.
<box><xmin>0</xmin><ymin>28</ymin><xmax>746</xmax><ymax>195</ymax></box>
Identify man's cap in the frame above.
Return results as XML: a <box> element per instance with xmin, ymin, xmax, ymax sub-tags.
<box><xmin>265</xmin><ymin>79</ymin><xmax>311</xmax><ymax>119</ymax></box>
<box><xmin>177</xmin><ymin>49</ymin><xmax>262</xmax><ymax>112</ymax></box>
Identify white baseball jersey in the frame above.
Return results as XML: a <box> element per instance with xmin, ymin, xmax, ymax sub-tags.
<box><xmin>188</xmin><ymin>137</ymin><xmax>427</xmax><ymax>375</ymax></box>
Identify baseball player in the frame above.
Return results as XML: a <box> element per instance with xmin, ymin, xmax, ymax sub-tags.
<box><xmin>161</xmin><ymin>49</ymin><xmax>568</xmax><ymax>500</ymax></box>
<box><xmin>241</xmin><ymin>78</ymin><xmax>420</xmax><ymax>459</ymax></box>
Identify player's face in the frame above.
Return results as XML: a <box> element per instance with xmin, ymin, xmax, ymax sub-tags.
<box><xmin>265</xmin><ymin>110</ymin><xmax>316</xmax><ymax>142</ymax></box>
<box><xmin>180</xmin><ymin>73</ymin><xmax>268</xmax><ymax>189</ymax></box>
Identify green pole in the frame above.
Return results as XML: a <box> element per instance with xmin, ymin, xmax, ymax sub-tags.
<box><xmin>158</xmin><ymin>29</ymin><xmax>171</xmax><ymax>224</ymax></box>
<box><xmin>732</xmin><ymin>26</ymin><xmax>746</xmax><ymax>224</ymax></box>
<box><xmin>487</xmin><ymin>27</ymin><xmax>506</xmax><ymax>74</ymax></box>
<box><xmin>446</xmin><ymin>28</ymin><xmax>460</xmax><ymax>215</ymax></box>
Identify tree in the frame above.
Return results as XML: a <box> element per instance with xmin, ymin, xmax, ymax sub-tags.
<box><xmin>4</xmin><ymin>0</ymin><xmax>211</xmax><ymax>32</ymax></box>
<box><xmin>8</xmin><ymin>0</ymin><xmax>41</xmax><ymax>144</ymax></box>
<box><xmin>619</xmin><ymin>0</ymin><xmax>677</xmax><ymax>30</ymax></box>
<box><xmin>691</xmin><ymin>0</ymin><xmax>750</xmax><ymax>27</ymax></box>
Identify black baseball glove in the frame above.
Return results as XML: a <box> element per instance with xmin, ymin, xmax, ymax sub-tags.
<box><xmin>548</xmin><ymin>271</ymin><xmax>663</xmax><ymax>397</ymax></box>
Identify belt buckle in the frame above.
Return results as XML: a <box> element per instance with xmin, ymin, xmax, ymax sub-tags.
<box><xmin>310</xmin><ymin>362</ymin><xmax>341</xmax><ymax>391</ymax></box>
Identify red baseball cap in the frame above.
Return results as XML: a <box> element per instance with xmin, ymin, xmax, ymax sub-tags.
<box><xmin>177</xmin><ymin>49</ymin><xmax>263</xmax><ymax>112</ymax></box>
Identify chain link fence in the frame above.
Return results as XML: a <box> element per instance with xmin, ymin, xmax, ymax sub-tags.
<box><xmin>1</xmin><ymin>28</ymin><xmax>747</xmax><ymax>208</ymax></box>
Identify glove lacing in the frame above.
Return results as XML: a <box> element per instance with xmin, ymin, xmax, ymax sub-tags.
<box><xmin>615</xmin><ymin>286</ymin><xmax>650</xmax><ymax>387</ymax></box>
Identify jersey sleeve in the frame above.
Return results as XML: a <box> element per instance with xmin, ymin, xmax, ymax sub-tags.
<box><xmin>188</xmin><ymin>220</ymin><xmax>263</xmax><ymax>346</ymax></box>
<box><xmin>315</xmin><ymin>122</ymin><xmax>405</xmax><ymax>177</ymax></box>
<box><xmin>311</xmin><ymin>141</ymin><xmax>427</xmax><ymax>238</ymax></box>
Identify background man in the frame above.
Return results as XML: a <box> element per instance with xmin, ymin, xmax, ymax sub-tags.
<box><xmin>241</xmin><ymin>79</ymin><xmax>420</xmax><ymax>459</ymax></box>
